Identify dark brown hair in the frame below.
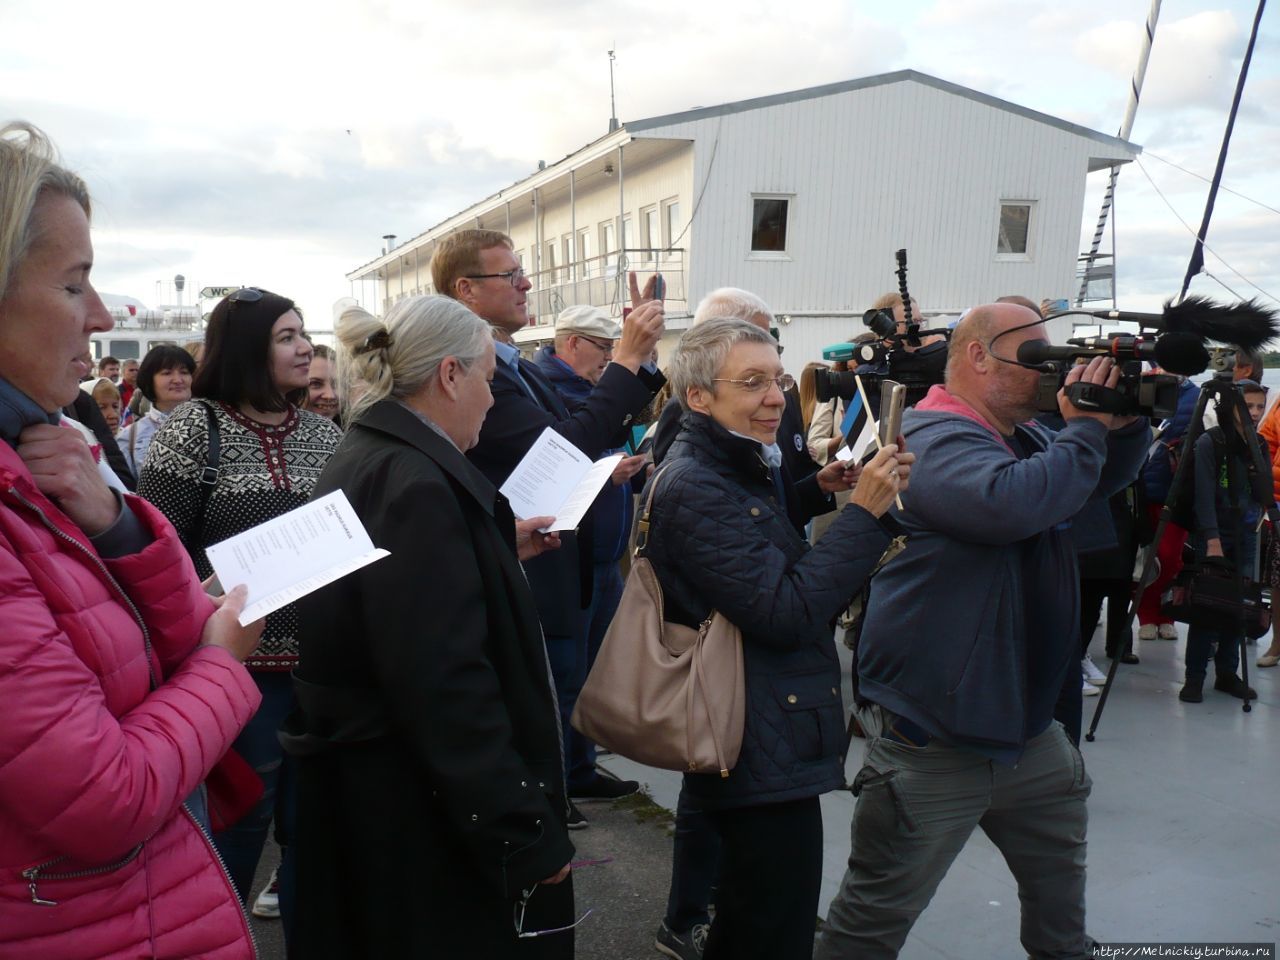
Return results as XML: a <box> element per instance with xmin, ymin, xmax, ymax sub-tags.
<box><xmin>193</xmin><ymin>288</ymin><xmax>305</xmax><ymax>411</ymax></box>
<box><xmin>137</xmin><ymin>344</ymin><xmax>196</xmax><ymax>402</ymax></box>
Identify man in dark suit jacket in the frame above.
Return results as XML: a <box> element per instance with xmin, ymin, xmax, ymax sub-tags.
<box><xmin>433</xmin><ymin>229</ymin><xmax>665</xmax><ymax>821</ymax></box>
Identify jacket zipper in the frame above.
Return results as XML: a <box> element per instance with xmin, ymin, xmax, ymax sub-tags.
<box><xmin>182</xmin><ymin>802</ymin><xmax>259</xmax><ymax>958</ymax></box>
<box><xmin>5</xmin><ymin>486</ymin><xmax>158</xmax><ymax>689</ymax></box>
<box><xmin>20</xmin><ymin>844</ymin><xmax>144</xmax><ymax>906</ymax></box>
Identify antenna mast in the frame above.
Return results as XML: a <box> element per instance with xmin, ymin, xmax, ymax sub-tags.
<box><xmin>608</xmin><ymin>48</ymin><xmax>619</xmax><ymax>132</ymax></box>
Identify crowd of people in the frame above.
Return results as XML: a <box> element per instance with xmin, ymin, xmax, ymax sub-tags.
<box><xmin>2</xmin><ymin>119</ymin><xmax>1276</xmax><ymax>960</ymax></box>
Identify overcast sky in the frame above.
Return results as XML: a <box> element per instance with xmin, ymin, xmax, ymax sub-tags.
<box><xmin>2</xmin><ymin>0</ymin><xmax>1276</xmax><ymax>325</ymax></box>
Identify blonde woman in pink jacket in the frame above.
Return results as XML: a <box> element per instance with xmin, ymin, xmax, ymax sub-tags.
<box><xmin>0</xmin><ymin>122</ymin><xmax>264</xmax><ymax>959</ymax></box>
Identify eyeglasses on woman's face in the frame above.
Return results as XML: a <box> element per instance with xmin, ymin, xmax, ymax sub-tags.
<box><xmin>711</xmin><ymin>373</ymin><xmax>796</xmax><ymax>393</ymax></box>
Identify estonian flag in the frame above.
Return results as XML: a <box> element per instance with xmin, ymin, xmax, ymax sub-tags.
<box><xmin>836</xmin><ymin>376</ymin><xmax>879</xmax><ymax>463</ymax></box>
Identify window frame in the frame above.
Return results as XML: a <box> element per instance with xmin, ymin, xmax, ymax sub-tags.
<box><xmin>748</xmin><ymin>193</ymin><xmax>793</xmax><ymax>260</ymax></box>
<box><xmin>995</xmin><ymin>200</ymin><xmax>1036</xmax><ymax>261</ymax></box>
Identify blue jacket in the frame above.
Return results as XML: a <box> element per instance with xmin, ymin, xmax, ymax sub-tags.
<box><xmin>856</xmin><ymin>386</ymin><xmax>1150</xmax><ymax>763</ymax></box>
<box><xmin>533</xmin><ymin>346</ymin><xmax>634</xmax><ymax>564</ymax></box>
<box><xmin>1143</xmin><ymin>378</ymin><xmax>1200</xmax><ymax>503</ymax></box>
<box><xmin>646</xmin><ymin>412</ymin><xmax>895</xmax><ymax>809</ymax></box>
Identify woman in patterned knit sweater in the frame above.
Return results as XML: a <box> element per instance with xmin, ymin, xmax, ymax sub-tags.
<box><xmin>138</xmin><ymin>287</ymin><xmax>341</xmax><ymax>946</ymax></box>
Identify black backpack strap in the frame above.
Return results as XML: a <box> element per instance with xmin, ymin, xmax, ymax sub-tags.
<box><xmin>192</xmin><ymin>400</ymin><xmax>220</xmax><ymax>547</ymax></box>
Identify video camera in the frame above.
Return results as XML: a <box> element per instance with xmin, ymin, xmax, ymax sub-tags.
<box><xmin>1019</xmin><ymin>296</ymin><xmax>1277</xmax><ymax>419</ymax></box>
<box><xmin>814</xmin><ymin>311</ymin><xmax>950</xmax><ymax>406</ymax></box>
<box><xmin>812</xmin><ymin>249</ymin><xmax>950</xmax><ymax>408</ymax></box>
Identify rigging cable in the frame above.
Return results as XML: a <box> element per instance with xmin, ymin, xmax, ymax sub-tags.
<box><xmin>1134</xmin><ymin>156</ymin><xmax>1279</xmax><ymax>307</ymax></box>
<box><xmin>1178</xmin><ymin>0</ymin><xmax>1268</xmax><ymax>301</ymax></box>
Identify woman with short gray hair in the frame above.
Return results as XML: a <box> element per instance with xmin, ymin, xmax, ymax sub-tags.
<box><xmin>289</xmin><ymin>295</ymin><xmax>578</xmax><ymax>957</ymax></box>
<box><xmin>645</xmin><ymin>316</ymin><xmax>912</xmax><ymax>960</ymax></box>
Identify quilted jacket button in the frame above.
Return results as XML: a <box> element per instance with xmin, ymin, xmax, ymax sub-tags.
<box><xmin>832</xmin><ymin>687</ymin><xmax>839</xmax><ymax>696</ymax></box>
<box><xmin>750</xmin><ymin>507</ymin><xmax>761</xmax><ymax>517</ymax></box>
<box><xmin>786</xmin><ymin>694</ymin><xmax>797</xmax><ymax>704</ymax></box>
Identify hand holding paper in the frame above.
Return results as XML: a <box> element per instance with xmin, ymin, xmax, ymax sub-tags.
<box><xmin>204</xmin><ymin>490</ymin><xmax>390</xmax><ymax>626</ymax></box>
<box><xmin>500</xmin><ymin>428</ymin><xmax>623</xmax><ymax>532</ymax></box>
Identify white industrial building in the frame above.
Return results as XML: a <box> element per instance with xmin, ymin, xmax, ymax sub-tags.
<box><xmin>346</xmin><ymin>69</ymin><xmax>1138</xmax><ymax>362</ymax></box>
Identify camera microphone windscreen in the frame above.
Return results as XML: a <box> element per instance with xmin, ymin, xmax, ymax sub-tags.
<box><xmin>1152</xmin><ymin>332</ymin><xmax>1209</xmax><ymax>376</ymax></box>
<box><xmin>1093</xmin><ymin>296</ymin><xmax>1278</xmax><ymax>351</ymax></box>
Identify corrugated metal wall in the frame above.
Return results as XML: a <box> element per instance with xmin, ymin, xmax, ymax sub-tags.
<box><xmin>641</xmin><ymin>79</ymin><xmax>1131</xmax><ymax>366</ymax></box>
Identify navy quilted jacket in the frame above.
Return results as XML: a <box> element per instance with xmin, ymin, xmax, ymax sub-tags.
<box><xmin>645</xmin><ymin>412</ymin><xmax>896</xmax><ymax>809</ymax></box>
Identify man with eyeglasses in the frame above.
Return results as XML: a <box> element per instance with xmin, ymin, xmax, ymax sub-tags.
<box><xmin>432</xmin><ymin>230</ymin><xmax>666</xmax><ymax>827</ymax></box>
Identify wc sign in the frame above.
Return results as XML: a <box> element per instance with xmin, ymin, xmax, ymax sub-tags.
<box><xmin>200</xmin><ymin>286</ymin><xmax>239</xmax><ymax>299</ymax></box>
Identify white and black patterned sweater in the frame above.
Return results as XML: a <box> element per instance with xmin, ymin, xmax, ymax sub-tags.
<box><xmin>137</xmin><ymin>400</ymin><xmax>342</xmax><ymax>671</ymax></box>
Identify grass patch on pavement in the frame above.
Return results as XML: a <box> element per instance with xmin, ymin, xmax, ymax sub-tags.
<box><xmin>614</xmin><ymin>788</ymin><xmax>675</xmax><ymax>832</ymax></box>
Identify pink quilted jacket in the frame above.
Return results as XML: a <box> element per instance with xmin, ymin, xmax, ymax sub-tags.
<box><xmin>0</xmin><ymin>441</ymin><xmax>262</xmax><ymax>959</ymax></box>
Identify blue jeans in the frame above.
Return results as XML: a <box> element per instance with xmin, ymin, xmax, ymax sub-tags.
<box><xmin>213</xmin><ymin>671</ymin><xmax>297</xmax><ymax>941</ymax></box>
<box><xmin>1185</xmin><ymin>528</ymin><xmax>1257</xmax><ymax>680</ymax></box>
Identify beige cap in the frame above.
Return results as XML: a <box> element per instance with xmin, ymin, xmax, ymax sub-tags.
<box><xmin>555</xmin><ymin>305</ymin><xmax>621</xmax><ymax>340</ymax></box>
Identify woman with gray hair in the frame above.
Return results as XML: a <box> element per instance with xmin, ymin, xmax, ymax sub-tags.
<box><xmin>288</xmin><ymin>295</ymin><xmax>577</xmax><ymax>958</ymax></box>
<box><xmin>645</xmin><ymin>317</ymin><xmax>911</xmax><ymax>960</ymax></box>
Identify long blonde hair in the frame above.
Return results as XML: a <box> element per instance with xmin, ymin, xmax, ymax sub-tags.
<box><xmin>798</xmin><ymin>361</ymin><xmax>829</xmax><ymax>431</ymax></box>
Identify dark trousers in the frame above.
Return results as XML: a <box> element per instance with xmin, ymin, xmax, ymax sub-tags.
<box><xmin>664</xmin><ymin>786</ymin><xmax>721</xmax><ymax>932</ymax></box>
<box><xmin>544</xmin><ymin>619</ymin><xmax>594</xmax><ymax>790</ymax></box>
<box><xmin>213</xmin><ymin>670</ymin><xmax>297</xmax><ymax>945</ymax></box>
<box><xmin>1186</xmin><ymin>527</ymin><xmax>1257</xmax><ymax>680</ymax></box>
<box><xmin>1080</xmin><ymin>577</ymin><xmax>1133</xmax><ymax>658</ymax></box>
<box><xmin>704</xmin><ymin>797</ymin><xmax>824</xmax><ymax>960</ymax></box>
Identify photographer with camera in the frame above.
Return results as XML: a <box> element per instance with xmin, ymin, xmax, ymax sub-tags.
<box><xmin>1177</xmin><ymin>379</ymin><xmax>1272</xmax><ymax>703</ymax></box>
<box><xmin>814</xmin><ymin>302</ymin><xmax>1150</xmax><ymax>960</ymax></box>
<box><xmin>846</xmin><ymin>293</ymin><xmax>948</xmax><ymax>418</ymax></box>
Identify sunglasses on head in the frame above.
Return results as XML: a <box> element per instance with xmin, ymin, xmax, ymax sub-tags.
<box><xmin>227</xmin><ymin>287</ymin><xmax>264</xmax><ymax>306</ymax></box>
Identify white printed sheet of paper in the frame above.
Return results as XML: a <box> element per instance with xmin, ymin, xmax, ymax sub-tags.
<box><xmin>499</xmin><ymin>427</ymin><xmax>624</xmax><ymax>532</ymax></box>
<box><xmin>205</xmin><ymin>490</ymin><xmax>390</xmax><ymax>625</ymax></box>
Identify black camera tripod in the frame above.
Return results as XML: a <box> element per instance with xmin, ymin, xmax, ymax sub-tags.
<box><xmin>1087</xmin><ymin>369</ymin><xmax>1277</xmax><ymax>738</ymax></box>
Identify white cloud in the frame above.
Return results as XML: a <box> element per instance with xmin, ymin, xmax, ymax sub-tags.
<box><xmin>3</xmin><ymin>0</ymin><xmax>1277</xmax><ymax>323</ymax></box>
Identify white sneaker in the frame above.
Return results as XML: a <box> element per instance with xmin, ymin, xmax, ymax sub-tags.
<box><xmin>251</xmin><ymin>868</ymin><xmax>280</xmax><ymax>919</ymax></box>
<box><xmin>1158</xmin><ymin>623</ymin><xmax>1179</xmax><ymax>640</ymax></box>
<box><xmin>1137</xmin><ymin>623</ymin><xmax>1158</xmax><ymax>641</ymax></box>
<box><xmin>1082</xmin><ymin>679</ymin><xmax>1100</xmax><ymax>697</ymax></box>
<box><xmin>1081</xmin><ymin>655</ymin><xmax>1106</xmax><ymax>686</ymax></box>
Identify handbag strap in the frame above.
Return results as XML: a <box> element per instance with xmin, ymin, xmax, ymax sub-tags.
<box><xmin>192</xmin><ymin>400</ymin><xmax>221</xmax><ymax>548</ymax></box>
<box><xmin>633</xmin><ymin>462</ymin><xmax>676</xmax><ymax>557</ymax></box>
<box><xmin>690</xmin><ymin>619</ymin><xmax>732</xmax><ymax>778</ymax></box>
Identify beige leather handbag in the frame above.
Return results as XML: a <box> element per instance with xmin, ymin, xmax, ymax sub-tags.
<box><xmin>571</xmin><ymin>468</ymin><xmax>745</xmax><ymax>778</ymax></box>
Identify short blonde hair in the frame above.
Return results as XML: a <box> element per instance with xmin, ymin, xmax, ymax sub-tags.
<box><xmin>0</xmin><ymin>122</ymin><xmax>91</xmax><ymax>301</ymax></box>
<box><xmin>430</xmin><ymin>229</ymin><xmax>513</xmax><ymax>300</ymax></box>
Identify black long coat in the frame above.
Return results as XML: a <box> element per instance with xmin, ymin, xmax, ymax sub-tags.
<box><xmin>290</xmin><ymin>400</ymin><xmax>575</xmax><ymax>958</ymax></box>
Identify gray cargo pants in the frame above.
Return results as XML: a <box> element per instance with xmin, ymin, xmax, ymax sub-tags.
<box><xmin>813</xmin><ymin>715</ymin><xmax>1092</xmax><ymax>960</ymax></box>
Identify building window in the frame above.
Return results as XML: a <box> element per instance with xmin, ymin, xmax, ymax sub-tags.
<box><xmin>577</xmin><ymin>228</ymin><xmax>592</xmax><ymax>278</ymax></box>
<box><xmin>641</xmin><ymin>206</ymin><xmax>660</xmax><ymax>263</ymax></box>
<box><xmin>601</xmin><ymin>221</ymin><xmax>617</xmax><ymax>273</ymax></box>
<box><xmin>544</xmin><ymin>242</ymin><xmax>556</xmax><ymax>281</ymax></box>
<box><xmin>997</xmin><ymin>202</ymin><xmax>1034</xmax><ymax>258</ymax></box>
<box><xmin>750</xmin><ymin>197</ymin><xmax>789</xmax><ymax>253</ymax></box>
<box><xmin>664</xmin><ymin>199</ymin><xmax>682</xmax><ymax>248</ymax></box>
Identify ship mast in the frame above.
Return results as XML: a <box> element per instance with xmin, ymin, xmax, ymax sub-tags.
<box><xmin>1076</xmin><ymin>0</ymin><xmax>1162</xmax><ymax>307</ymax></box>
